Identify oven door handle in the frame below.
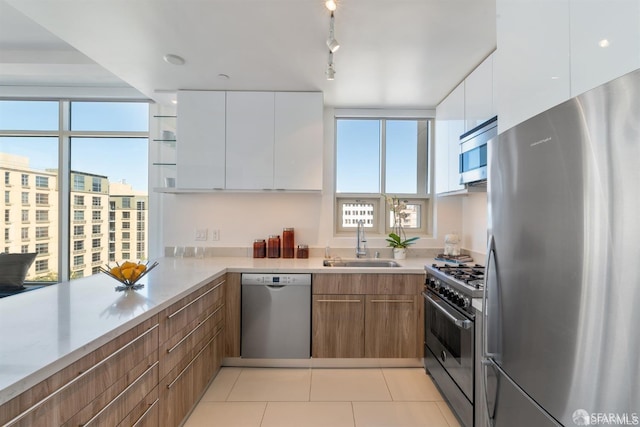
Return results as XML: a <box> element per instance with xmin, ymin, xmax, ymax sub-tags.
<box><xmin>422</xmin><ymin>292</ymin><xmax>472</xmax><ymax>330</ymax></box>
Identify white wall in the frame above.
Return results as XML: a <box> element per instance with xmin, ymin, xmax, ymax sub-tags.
<box><xmin>160</xmin><ymin>108</ymin><xmax>466</xmax><ymax>253</ymax></box>
<box><xmin>461</xmin><ymin>193</ymin><xmax>488</xmax><ymax>257</ymax></box>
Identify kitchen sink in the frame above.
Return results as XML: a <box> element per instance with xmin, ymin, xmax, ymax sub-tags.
<box><xmin>322</xmin><ymin>259</ymin><xmax>401</xmax><ymax>268</ymax></box>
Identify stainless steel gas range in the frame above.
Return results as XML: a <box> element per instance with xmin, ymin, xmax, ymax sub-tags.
<box><xmin>423</xmin><ymin>263</ymin><xmax>484</xmax><ymax>427</ymax></box>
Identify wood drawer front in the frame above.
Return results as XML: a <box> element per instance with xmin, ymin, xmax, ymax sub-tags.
<box><xmin>312</xmin><ymin>295</ymin><xmax>365</xmax><ymax>358</ymax></box>
<box><xmin>160</xmin><ymin>325</ymin><xmax>224</xmax><ymax>427</ymax></box>
<box><xmin>116</xmin><ymin>386</ymin><xmax>159</xmax><ymax>427</ymax></box>
<box><xmin>0</xmin><ymin>320</ymin><xmax>159</xmax><ymax>427</ymax></box>
<box><xmin>364</xmin><ymin>294</ymin><xmax>421</xmax><ymax>358</ymax></box>
<box><xmin>62</xmin><ymin>355</ymin><xmax>159</xmax><ymax>427</ymax></box>
<box><xmin>312</xmin><ymin>274</ymin><xmax>424</xmax><ymax>295</ymax></box>
<box><xmin>160</xmin><ymin>302</ymin><xmax>225</xmax><ymax>379</ymax></box>
<box><xmin>160</xmin><ymin>278</ymin><xmax>225</xmax><ymax>343</ymax></box>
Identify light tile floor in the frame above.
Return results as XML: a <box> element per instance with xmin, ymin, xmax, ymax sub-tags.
<box><xmin>184</xmin><ymin>367</ymin><xmax>461</xmax><ymax>427</ymax></box>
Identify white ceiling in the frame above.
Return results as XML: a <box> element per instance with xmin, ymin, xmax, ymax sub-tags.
<box><xmin>0</xmin><ymin>0</ymin><xmax>496</xmax><ymax>108</ymax></box>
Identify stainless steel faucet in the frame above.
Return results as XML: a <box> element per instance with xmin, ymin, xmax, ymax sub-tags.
<box><xmin>356</xmin><ymin>220</ymin><xmax>368</xmax><ymax>258</ymax></box>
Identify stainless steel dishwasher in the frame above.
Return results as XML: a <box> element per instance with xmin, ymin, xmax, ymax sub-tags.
<box><xmin>241</xmin><ymin>273</ymin><xmax>311</xmax><ymax>358</ymax></box>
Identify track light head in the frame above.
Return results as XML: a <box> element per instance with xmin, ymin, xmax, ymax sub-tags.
<box><xmin>325</xmin><ymin>0</ymin><xmax>337</xmax><ymax>11</ymax></box>
<box><xmin>326</xmin><ymin>63</ymin><xmax>336</xmax><ymax>80</ymax></box>
<box><xmin>326</xmin><ymin>37</ymin><xmax>340</xmax><ymax>53</ymax></box>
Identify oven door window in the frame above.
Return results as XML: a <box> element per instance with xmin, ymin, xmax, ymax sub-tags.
<box><xmin>428</xmin><ymin>305</ymin><xmax>462</xmax><ymax>362</ymax></box>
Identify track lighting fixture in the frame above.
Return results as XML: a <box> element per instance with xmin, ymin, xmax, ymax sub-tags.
<box><xmin>325</xmin><ymin>0</ymin><xmax>337</xmax><ymax>11</ymax></box>
<box><xmin>326</xmin><ymin>11</ymin><xmax>340</xmax><ymax>53</ymax></box>
<box><xmin>326</xmin><ymin>51</ymin><xmax>336</xmax><ymax>80</ymax></box>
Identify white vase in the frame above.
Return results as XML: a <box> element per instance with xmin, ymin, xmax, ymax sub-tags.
<box><xmin>393</xmin><ymin>248</ymin><xmax>406</xmax><ymax>260</ymax></box>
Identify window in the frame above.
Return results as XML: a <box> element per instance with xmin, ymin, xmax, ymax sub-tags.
<box><xmin>35</xmin><ymin>176</ymin><xmax>48</xmax><ymax>188</ymax></box>
<box><xmin>35</xmin><ymin>259</ymin><xmax>48</xmax><ymax>273</ymax></box>
<box><xmin>73</xmin><ymin>255</ymin><xmax>84</xmax><ymax>267</ymax></box>
<box><xmin>122</xmin><ymin>242</ymin><xmax>130</xmax><ymax>250</ymax></box>
<box><xmin>136</xmin><ymin>222</ymin><xmax>145</xmax><ymax>231</ymax></box>
<box><xmin>122</xmin><ymin>253</ymin><xmax>130</xmax><ymax>260</ymax></box>
<box><xmin>136</xmin><ymin>231</ymin><xmax>145</xmax><ymax>241</ymax></box>
<box><xmin>122</xmin><ymin>211</ymin><xmax>130</xmax><ymax>219</ymax></box>
<box><xmin>334</xmin><ymin>117</ymin><xmax>430</xmax><ymax>235</ymax></box>
<box><xmin>21</xmin><ymin>228</ymin><xmax>28</xmax><ymax>239</ymax></box>
<box><xmin>137</xmin><ymin>201</ymin><xmax>145</xmax><ymax>210</ymax></box>
<box><xmin>35</xmin><ymin>193</ymin><xmax>48</xmax><ymax>205</ymax></box>
<box><xmin>92</xmin><ymin>225</ymin><xmax>101</xmax><ymax>235</ymax></box>
<box><xmin>92</xmin><ymin>211</ymin><xmax>101</xmax><ymax>220</ymax></box>
<box><xmin>92</xmin><ymin>267</ymin><xmax>101</xmax><ymax>275</ymax></box>
<box><xmin>91</xmin><ymin>252</ymin><xmax>100</xmax><ymax>262</ymax></box>
<box><xmin>21</xmin><ymin>210</ymin><xmax>28</xmax><ymax>221</ymax></box>
<box><xmin>1</xmin><ymin>100</ymin><xmax>148</xmax><ymax>282</ymax></box>
<box><xmin>92</xmin><ymin>238</ymin><xmax>100</xmax><ymax>248</ymax></box>
<box><xmin>122</xmin><ymin>198</ymin><xmax>131</xmax><ymax>209</ymax></box>
<box><xmin>122</xmin><ymin>222</ymin><xmax>130</xmax><ymax>229</ymax></box>
<box><xmin>4</xmin><ymin>229</ymin><xmax>8</xmax><ymax>241</ymax></box>
<box><xmin>73</xmin><ymin>175</ymin><xmax>85</xmax><ymax>191</ymax></box>
<box><xmin>74</xmin><ymin>240</ymin><xmax>84</xmax><ymax>251</ymax></box>
<box><xmin>122</xmin><ymin>232</ymin><xmax>130</xmax><ymax>240</ymax></box>
<box><xmin>74</xmin><ymin>210</ymin><xmax>84</xmax><ymax>221</ymax></box>
<box><xmin>92</xmin><ymin>177</ymin><xmax>102</xmax><ymax>192</ymax></box>
<box><xmin>4</xmin><ymin>210</ymin><xmax>9</xmax><ymax>222</ymax></box>
<box><xmin>73</xmin><ymin>225</ymin><xmax>84</xmax><ymax>236</ymax></box>
<box><xmin>136</xmin><ymin>211</ymin><xmax>145</xmax><ymax>221</ymax></box>
<box><xmin>21</xmin><ymin>245</ymin><xmax>28</xmax><ymax>253</ymax></box>
<box><xmin>36</xmin><ymin>227</ymin><xmax>48</xmax><ymax>238</ymax></box>
<box><xmin>36</xmin><ymin>243</ymin><xmax>48</xmax><ymax>255</ymax></box>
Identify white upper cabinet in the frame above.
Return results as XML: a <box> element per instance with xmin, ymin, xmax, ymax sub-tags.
<box><xmin>496</xmin><ymin>0</ymin><xmax>640</xmax><ymax>133</ymax></box>
<box><xmin>570</xmin><ymin>0</ymin><xmax>640</xmax><ymax>97</ymax></box>
<box><xmin>274</xmin><ymin>92</ymin><xmax>323</xmax><ymax>190</ymax></box>
<box><xmin>176</xmin><ymin>91</ymin><xmax>226</xmax><ymax>189</ymax></box>
<box><xmin>225</xmin><ymin>92</ymin><xmax>275</xmax><ymax>190</ymax></box>
<box><xmin>496</xmin><ymin>0</ymin><xmax>571</xmax><ymax>133</ymax></box>
<box><xmin>464</xmin><ymin>52</ymin><xmax>496</xmax><ymax>131</ymax></box>
<box><xmin>435</xmin><ymin>82</ymin><xmax>466</xmax><ymax>194</ymax></box>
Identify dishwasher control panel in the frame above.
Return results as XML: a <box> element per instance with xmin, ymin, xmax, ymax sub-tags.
<box><xmin>241</xmin><ymin>273</ymin><xmax>312</xmax><ymax>286</ymax></box>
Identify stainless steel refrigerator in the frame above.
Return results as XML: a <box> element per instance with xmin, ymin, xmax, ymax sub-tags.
<box><xmin>484</xmin><ymin>69</ymin><xmax>640</xmax><ymax>426</ymax></box>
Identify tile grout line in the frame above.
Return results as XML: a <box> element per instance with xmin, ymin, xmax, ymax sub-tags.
<box><xmin>224</xmin><ymin>367</ymin><xmax>244</xmax><ymax>402</ymax></box>
<box><xmin>379</xmin><ymin>368</ymin><xmax>395</xmax><ymax>401</ymax></box>
<box><xmin>350</xmin><ymin>401</ymin><xmax>357</xmax><ymax>427</ymax></box>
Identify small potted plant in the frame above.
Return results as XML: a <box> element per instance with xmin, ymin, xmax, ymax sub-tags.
<box><xmin>385</xmin><ymin>195</ymin><xmax>419</xmax><ymax>259</ymax></box>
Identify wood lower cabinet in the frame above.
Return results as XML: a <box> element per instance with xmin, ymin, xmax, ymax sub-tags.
<box><xmin>312</xmin><ymin>295</ymin><xmax>365</xmax><ymax>358</ymax></box>
<box><xmin>312</xmin><ymin>274</ymin><xmax>423</xmax><ymax>358</ymax></box>
<box><xmin>364</xmin><ymin>295</ymin><xmax>422</xmax><ymax>358</ymax></box>
<box><xmin>158</xmin><ymin>275</ymin><xmax>226</xmax><ymax>427</ymax></box>
<box><xmin>0</xmin><ymin>316</ymin><xmax>160</xmax><ymax>427</ymax></box>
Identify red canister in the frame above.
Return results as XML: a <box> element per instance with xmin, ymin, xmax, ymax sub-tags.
<box><xmin>267</xmin><ymin>235</ymin><xmax>281</xmax><ymax>258</ymax></box>
<box><xmin>282</xmin><ymin>228</ymin><xmax>295</xmax><ymax>258</ymax></box>
<box><xmin>253</xmin><ymin>239</ymin><xmax>266</xmax><ymax>258</ymax></box>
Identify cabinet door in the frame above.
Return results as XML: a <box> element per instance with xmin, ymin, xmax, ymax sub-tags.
<box><xmin>464</xmin><ymin>53</ymin><xmax>495</xmax><ymax>131</ymax></box>
<box><xmin>364</xmin><ymin>295</ymin><xmax>421</xmax><ymax>358</ymax></box>
<box><xmin>312</xmin><ymin>295</ymin><xmax>364</xmax><ymax>358</ymax></box>
<box><xmin>496</xmin><ymin>0</ymin><xmax>571</xmax><ymax>133</ymax></box>
<box><xmin>435</xmin><ymin>83</ymin><xmax>465</xmax><ymax>194</ymax></box>
<box><xmin>226</xmin><ymin>92</ymin><xmax>275</xmax><ymax>189</ymax></box>
<box><xmin>434</xmin><ymin>116</ymin><xmax>449</xmax><ymax>195</ymax></box>
<box><xmin>274</xmin><ymin>92</ymin><xmax>323</xmax><ymax>190</ymax></box>
<box><xmin>570</xmin><ymin>0</ymin><xmax>640</xmax><ymax>97</ymax></box>
<box><xmin>176</xmin><ymin>91</ymin><xmax>226</xmax><ymax>189</ymax></box>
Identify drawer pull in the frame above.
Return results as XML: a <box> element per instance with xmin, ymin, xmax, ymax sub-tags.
<box><xmin>167</xmin><ymin>280</ymin><xmax>225</xmax><ymax>319</ymax></box>
<box><xmin>2</xmin><ymin>323</ymin><xmax>159</xmax><ymax>427</ymax></box>
<box><xmin>166</xmin><ymin>326</ymin><xmax>223</xmax><ymax>390</ymax></box>
<box><xmin>131</xmin><ymin>398</ymin><xmax>159</xmax><ymax>427</ymax></box>
<box><xmin>82</xmin><ymin>361</ymin><xmax>158</xmax><ymax>426</ymax></box>
<box><xmin>167</xmin><ymin>304</ymin><xmax>224</xmax><ymax>354</ymax></box>
<box><xmin>370</xmin><ymin>299</ymin><xmax>414</xmax><ymax>303</ymax></box>
<box><xmin>316</xmin><ymin>299</ymin><xmax>361</xmax><ymax>303</ymax></box>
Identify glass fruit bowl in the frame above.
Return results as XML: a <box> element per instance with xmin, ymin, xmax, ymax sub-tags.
<box><xmin>100</xmin><ymin>261</ymin><xmax>159</xmax><ymax>291</ymax></box>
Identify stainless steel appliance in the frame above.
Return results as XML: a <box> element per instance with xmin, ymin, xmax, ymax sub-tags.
<box><xmin>459</xmin><ymin>116</ymin><xmax>496</xmax><ymax>185</ymax></box>
<box><xmin>424</xmin><ymin>263</ymin><xmax>484</xmax><ymax>427</ymax></box>
<box><xmin>241</xmin><ymin>273</ymin><xmax>311</xmax><ymax>358</ymax></box>
<box><xmin>484</xmin><ymin>69</ymin><xmax>640</xmax><ymax>426</ymax></box>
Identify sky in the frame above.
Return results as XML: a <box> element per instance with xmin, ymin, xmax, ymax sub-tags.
<box><xmin>0</xmin><ymin>101</ymin><xmax>149</xmax><ymax>191</ymax></box>
<box><xmin>336</xmin><ymin>119</ymin><xmax>419</xmax><ymax>194</ymax></box>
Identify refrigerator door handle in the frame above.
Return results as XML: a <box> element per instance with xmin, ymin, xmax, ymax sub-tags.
<box><xmin>482</xmin><ymin>358</ymin><xmax>499</xmax><ymax>427</ymax></box>
<box><xmin>483</xmin><ymin>234</ymin><xmax>499</xmax><ymax>359</ymax></box>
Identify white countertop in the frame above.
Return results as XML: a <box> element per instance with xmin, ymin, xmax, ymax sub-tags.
<box><xmin>0</xmin><ymin>256</ymin><xmax>431</xmax><ymax>405</ymax></box>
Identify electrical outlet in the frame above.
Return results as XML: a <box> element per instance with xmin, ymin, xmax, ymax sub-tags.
<box><xmin>195</xmin><ymin>228</ymin><xmax>208</xmax><ymax>241</ymax></box>
<box><xmin>211</xmin><ymin>229</ymin><xmax>220</xmax><ymax>241</ymax></box>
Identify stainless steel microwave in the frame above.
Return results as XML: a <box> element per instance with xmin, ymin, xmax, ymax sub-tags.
<box><xmin>459</xmin><ymin>116</ymin><xmax>497</xmax><ymax>185</ymax></box>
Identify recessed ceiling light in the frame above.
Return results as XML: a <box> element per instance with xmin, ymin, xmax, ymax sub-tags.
<box><xmin>217</xmin><ymin>73</ymin><xmax>230</xmax><ymax>80</ymax></box>
<box><xmin>599</xmin><ymin>39</ymin><xmax>610</xmax><ymax>48</ymax></box>
<box><xmin>325</xmin><ymin>0</ymin><xmax>337</xmax><ymax>11</ymax></box>
<box><xmin>171</xmin><ymin>99</ymin><xmax>178</xmax><ymax>104</ymax></box>
<box><xmin>163</xmin><ymin>54</ymin><xmax>185</xmax><ymax>65</ymax></box>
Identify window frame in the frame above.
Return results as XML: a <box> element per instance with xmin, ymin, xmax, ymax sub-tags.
<box><xmin>333</xmin><ymin>116</ymin><xmax>433</xmax><ymax>236</ymax></box>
